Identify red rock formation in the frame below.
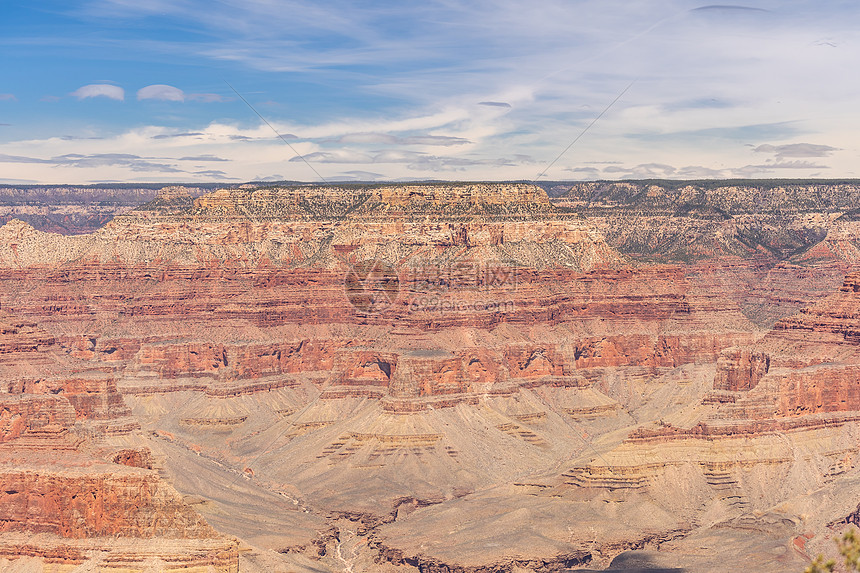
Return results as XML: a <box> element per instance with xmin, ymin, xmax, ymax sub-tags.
<box><xmin>0</xmin><ymin>390</ymin><xmax>238</xmax><ymax>570</ymax></box>
<box><xmin>133</xmin><ymin>342</ymin><xmax>230</xmax><ymax>378</ymax></box>
<box><xmin>0</xmin><ymin>395</ymin><xmax>75</xmax><ymax>443</ymax></box>
<box><xmin>231</xmin><ymin>339</ymin><xmax>339</xmax><ymax>378</ymax></box>
<box><xmin>111</xmin><ymin>447</ymin><xmax>154</xmax><ymax>469</ymax></box>
<box><xmin>0</xmin><ymin>183</ymin><xmax>816</xmax><ymax>571</ymax></box>
<box><xmin>700</xmin><ymin>271</ymin><xmax>860</xmax><ymax>420</ymax></box>
<box><xmin>714</xmin><ymin>348</ymin><xmax>770</xmax><ymax>391</ymax></box>
<box><xmin>566</xmin><ymin>268</ymin><xmax>860</xmax><ymax>517</ymax></box>
<box><xmin>0</xmin><ymin>469</ymin><xmax>214</xmax><ymax>538</ymax></box>
<box><xmin>0</xmin><ymin>299</ymin><xmax>239</xmax><ymax>570</ymax></box>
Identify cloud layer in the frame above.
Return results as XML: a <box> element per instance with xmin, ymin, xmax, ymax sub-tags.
<box><xmin>71</xmin><ymin>84</ymin><xmax>125</xmax><ymax>101</ymax></box>
<box><xmin>1</xmin><ymin>1</ymin><xmax>859</xmax><ymax>182</ymax></box>
<box><xmin>753</xmin><ymin>143</ymin><xmax>840</xmax><ymax>159</ymax></box>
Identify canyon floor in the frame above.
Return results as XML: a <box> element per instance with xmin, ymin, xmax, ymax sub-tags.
<box><xmin>2</xmin><ymin>180</ymin><xmax>860</xmax><ymax>572</ymax></box>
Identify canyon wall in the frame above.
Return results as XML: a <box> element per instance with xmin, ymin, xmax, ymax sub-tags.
<box><xmin>0</xmin><ymin>181</ymin><xmax>856</xmax><ymax>572</ymax></box>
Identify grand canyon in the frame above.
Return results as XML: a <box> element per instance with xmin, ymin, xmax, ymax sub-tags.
<box><xmin>2</xmin><ymin>179</ymin><xmax>860</xmax><ymax>572</ymax></box>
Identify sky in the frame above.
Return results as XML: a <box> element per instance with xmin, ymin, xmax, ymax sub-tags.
<box><xmin>1</xmin><ymin>0</ymin><xmax>859</xmax><ymax>184</ymax></box>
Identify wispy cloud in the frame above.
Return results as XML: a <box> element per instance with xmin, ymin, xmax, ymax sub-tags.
<box><xmin>0</xmin><ymin>94</ymin><xmax>16</xmax><ymax>102</ymax></box>
<box><xmin>569</xmin><ymin>158</ymin><xmax>827</xmax><ymax>180</ymax></box>
<box><xmin>330</xmin><ymin>133</ymin><xmax>470</xmax><ymax>146</ymax></box>
<box><xmin>71</xmin><ymin>84</ymin><xmax>125</xmax><ymax>101</ymax></box>
<box><xmin>0</xmin><ymin>177</ymin><xmax>38</xmax><ymax>184</ymax></box>
<box><xmin>329</xmin><ymin>170</ymin><xmax>387</xmax><ymax>181</ymax></box>
<box><xmin>135</xmin><ymin>85</ymin><xmax>226</xmax><ymax>103</ymax></box>
<box><xmin>0</xmin><ymin>152</ymin><xmax>189</xmax><ymax>173</ymax></box>
<box><xmin>4</xmin><ymin>1</ymin><xmax>860</xmax><ymax>181</ymax></box>
<box><xmin>753</xmin><ymin>143</ymin><xmax>840</xmax><ymax>159</ymax></box>
<box><xmin>662</xmin><ymin>97</ymin><xmax>734</xmax><ymax>112</ymax></box>
<box><xmin>0</xmin><ymin>153</ymin><xmax>50</xmax><ymax>164</ymax></box>
<box><xmin>52</xmin><ymin>153</ymin><xmax>182</xmax><ymax>172</ymax></box>
<box><xmin>251</xmin><ymin>173</ymin><xmax>286</xmax><ymax>182</ymax></box>
<box><xmin>293</xmin><ymin>148</ymin><xmax>521</xmax><ymax>171</ymax></box>
<box><xmin>627</xmin><ymin>122</ymin><xmax>803</xmax><ymax>143</ymax></box>
<box><xmin>178</xmin><ymin>154</ymin><xmax>228</xmax><ymax>162</ymax></box>
<box><xmin>690</xmin><ymin>5</ymin><xmax>770</xmax><ymax>14</ymax></box>
<box><xmin>603</xmin><ymin>163</ymin><xmax>678</xmax><ymax>177</ymax></box>
<box><xmin>736</xmin><ymin>160</ymin><xmax>828</xmax><ymax>172</ymax></box>
<box><xmin>675</xmin><ymin>165</ymin><xmax>726</xmax><ymax>178</ymax></box>
<box><xmin>60</xmin><ymin>135</ymin><xmax>105</xmax><ymax>141</ymax></box>
<box><xmin>151</xmin><ymin>131</ymin><xmax>205</xmax><ymax>140</ymax></box>
<box><xmin>193</xmin><ymin>169</ymin><xmax>233</xmax><ymax>179</ymax></box>
<box><xmin>292</xmin><ymin>150</ymin><xmax>373</xmax><ymax>163</ymax></box>
<box><xmin>187</xmin><ymin>93</ymin><xmax>227</xmax><ymax>102</ymax></box>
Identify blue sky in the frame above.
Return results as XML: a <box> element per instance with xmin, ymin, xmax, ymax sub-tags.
<box><xmin>1</xmin><ymin>0</ymin><xmax>859</xmax><ymax>184</ymax></box>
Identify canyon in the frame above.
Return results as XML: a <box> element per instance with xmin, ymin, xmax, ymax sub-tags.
<box><xmin>0</xmin><ymin>180</ymin><xmax>859</xmax><ymax>571</ymax></box>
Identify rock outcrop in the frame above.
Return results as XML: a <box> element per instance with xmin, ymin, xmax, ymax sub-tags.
<box><xmin>0</xmin><ymin>392</ymin><xmax>239</xmax><ymax>571</ymax></box>
<box><xmin>554</xmin><ymin>180</ymin><xmax>860</xmax><ymax>327</ymax></box>
<box><xmin>1</xmin><ymin>181</ymin><xmax>857</xmax><ymax>572</ymax></box>
<box><xmin>0</xmin><ymin>307</ymin><xmax>239</xmax><ymax>570</ymax></box>
<box><xmin>554</xmin><ymin>268</ymin><xmax>860</xmax><ymax>572</ymax></box>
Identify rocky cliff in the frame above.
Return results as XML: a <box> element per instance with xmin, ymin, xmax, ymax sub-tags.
<box><xmin>0</xmin><ymin>306</ymin><xmax>240</xmax><ymax>571</ymax></box>
<box><xmin>0</xmin><ymin>181</ymin><xmax>855</xmax><ymax>572</ymax></box>
<box><xmin>552</xmin><ymin>180</ymin><xmax>860</xmax><ymax>328</ymax></box>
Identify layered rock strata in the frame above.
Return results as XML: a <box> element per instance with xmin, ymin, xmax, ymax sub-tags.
<box><xmin>557</xmin><ymin>270</ymin><xmax>860</xmax><ymax>569</ymax></box>
<box><xmin>0</xmin><ymin>182</ymin><xmax>848</xmax><ymax>572</ymax></box>
<box><xmin>0</xmin><ymin>310</ymin><xmax>239</xmax><ymax>571</ymax></box>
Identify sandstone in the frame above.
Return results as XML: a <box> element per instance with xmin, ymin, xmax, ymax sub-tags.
<box><xmin>1</xmin><ymin>182</ymin><xmax>858</xmax><ymax>572</ymax></box>
<box><xmin>0</xmin><ymin>394</ymin><xmax>75</xmax><ymax>443</ymax></box>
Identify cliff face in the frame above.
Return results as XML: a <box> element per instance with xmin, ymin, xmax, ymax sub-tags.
<box><xmin>0</xmin><ymin>184</ymin><xmax>213</xmax><ymax>235</ymax></box>
<box><xmin>0</xmin><ymin>307</ymin><xmax>238</xmax><ymax>570</ymax></box>
<box><xmin>559</xmin><ymin>180</ymin><xmax>860</xmax><ymax>214</ymax></box>
<box><xmin>708</xmin><ymin>271</ymin><xmax>860</xmax><ymax>419</ymax></box>
<box><xmin>0</xmin><ymin>183</ymin><xmax>621</xmax><ymax>273</ymax></box>
<box><xmin>0</xmin><ymin>393</ymin><xmax>239</xmax><ymax>571</ymax></box>
<box><xmin>0</xmin><ymin>262</ymin><xmax>756</xmax><ymax>407</ymax></box>
<box><xmin>0</xmin><ymin>181</ymin><xmax>857</xmax><ymax>572</ymax></box>
<box><xmin>0</xmin><ymin>394</ymin><xmax>74</xmax><ymax>443</ymax></box>
<box><xmin>0</xmin><ymin>466</ymin><xmax>215</xmax><ymax>539</ymax></box>
<box><xmin>0</xmin><ymin>313</ymin><xmax>134</xmax><ymax>432</ymax></box>
<box><xmin>554</xmin><ymin>180</ymin><xmax>860</xmax><ymax>328</ymax></box>
<box><xmin>555</xmin><ymin>267</ymin><xmax>860</xmax><ymax>571</ymax></box>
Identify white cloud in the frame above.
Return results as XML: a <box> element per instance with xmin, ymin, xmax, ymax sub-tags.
<box><xmin>0</xmin><ymin>106</ymin><xmax>854</xmax><ymax>185</ymax></box>
<box><xmin>562</xmin><ymin>157</ymin><xmax>833</xmax><ymax>181</ymax></box>
<box><xmin>0</xmin><ymin>94</ymin><xmax>16</xmax><ymax>101</ymax></box>
<box><xmin>297</xmin><ymin>149</ymin><xmax>375</xmax><ymax>164</ymax></box>
<box><xmin>137</xmin><ymin>84</ymin><xmax>185</xmax><ymax>101</ymax></box>
<box><xmin>9</xmin><ymin>0</ymin><xmax>860</xmax><ymax>182</ymax></box>
<box><xmin>11</xmin><ymin>1</ymin><xmax>845</xmax><ymax>181</ymax></box>
<box><xmin>71</xmin><ymin>84</ymin><xmax>125</xmax><ymax>101</ymax></box>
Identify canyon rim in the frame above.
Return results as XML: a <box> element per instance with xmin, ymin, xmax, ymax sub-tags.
<box><xmin>1</xmin><ymin>180</ymin><xmax>860</xmax><ymax>571</ymax></box>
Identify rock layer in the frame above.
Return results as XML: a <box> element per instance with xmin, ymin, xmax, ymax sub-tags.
<box><xmin>0</xmin><ymin>181</ymin><xmax>856</xmax><ymax>572</ymax></box>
